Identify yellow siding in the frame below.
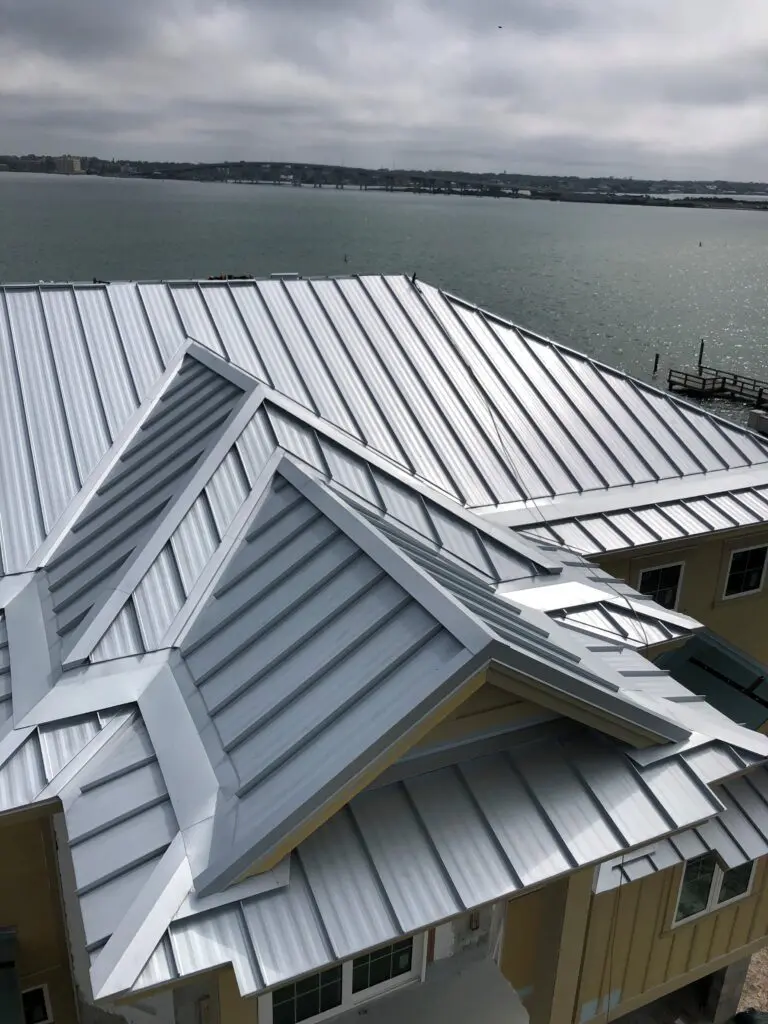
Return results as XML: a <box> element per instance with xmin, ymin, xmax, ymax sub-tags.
<box><xmin>501</xmin><ymin>869</ymin><xmax>593</xmax><ymax>1024</ymax></box>
<box><xmin>500</xmin><ymin>886</ymin><xmax>549</xmax><ymax>996</ymax></box>
<box><xmin>596</xmin><ymin>525</ymin><xmax>768</xmax><ymax>663</ymax></box>
<box><xmin>218</xmin><ymin>968</ymin><xmax>257</xmax><ymax>1024</ymax></box>
<box><xmin>576</xmin><ymin>857</ymin><xmax>768</xmax><ymax>1024</ymax></box>
<box><xmin>0</xmin><ymin>810</ymin><xmax>78</xmax><ymax>1024</ymax></box>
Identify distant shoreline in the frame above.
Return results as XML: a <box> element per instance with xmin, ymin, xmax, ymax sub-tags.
<box><xmin>3</xmin><ymin>168</ymin><xmax>768</xmax><ymax>212</ymax></box>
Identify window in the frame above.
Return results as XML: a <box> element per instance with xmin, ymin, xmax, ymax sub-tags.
<box><xmin>271</xmin><ymin>966</ymin><xmax>343</xmax><ymax>1024</ymax></box>
<box><xmin>21</xmin><ymin>985</ymin><xmax>53</xmax><ymax>1024</ymax></box>
<box><xmin>260</xmin><ymin>936</ymin><xmax>424</xmax><ymax>1024</ymax></box>
<box><xmin>638</xmin><ymin>563</ymin><xmax>683</xmax><ymax>610</ymax></box>
<box><xmin>675</xmin><ymin>853</ymin><xmax>755</xmax><ymax>924</ymax></box>
<box><xmin>725</xmin><ymin>546</ymin><xmax>768</xmax><ymax>598</ymax></box>
<box><xmin>352</xmin><ymin>939</ymin><xmax>414</xmax><ymax>993</ymax></box>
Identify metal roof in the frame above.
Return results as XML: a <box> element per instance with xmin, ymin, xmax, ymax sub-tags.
<box><xmin>595</xmin><ymin>760</ymin><xmax>768</xmax><ymax>892</ymax></box>
<box><xmin>2</xmin><ymin>280</ymin><xmax>768</xmax><ymax>1005</ymax></box>
<box><xmin>180</xmin><ymin>471</ymin><xmax>475</xmax><ymax>891</ymax></box>
<box><xmin>65</xmin><ymin>715</ymin><xmax>177</xmax><ymax>952</ymax></box>
<box><xmin>45</xmin><ymin>355</ymin><xmax>245</xmax><ymax>659</ymax></box>
<box><xmin>522</xmin><ymin>482</ymin><xmax>768</xmax><ymax>556</ymax></box>
<box><xmin>112</xmin><ymin>719</ymin><xmax>729</xmax><ymax>998</ymax></box>
<box><xmin>3</xmin><ymin>277</ymin><xmax>768</xmax><ymax>575</ymax></box>
<box><xmin>87</xmin><ymin>402</ymin><xmax>551</xmax><ymax>664</ymax></box>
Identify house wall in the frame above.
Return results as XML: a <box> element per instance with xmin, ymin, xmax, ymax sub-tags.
<box><xmin>575</xmin><ymin>855</ymin><xmax>768</xmax><ymax>1024</ymax></box>
<box><xmin>0</xmin><ymin>808</ymin><xmax>79</xmax><ymax>1024</ymax></box>
<box><xmin>218</xmin><ymin>968</ymin><xmax>255</xmax><ymax>1024</ymax></box>
<box><xmin>596</xmin><ymin>525</ymin><xmax>768</xmax><ymax>663</ymax></box>
<box><xmin>499</xmin><ymin>886</ymin><xmax>549</xmax><ymax>1005</ymax></box>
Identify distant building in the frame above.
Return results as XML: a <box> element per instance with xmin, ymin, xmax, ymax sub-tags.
<box><xmin>55</xmin><ymin>154</ymin><xmax>82</xmax><ymax>174</ymax></box>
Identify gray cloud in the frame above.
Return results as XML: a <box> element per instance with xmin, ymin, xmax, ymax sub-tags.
<box><xmin>0</xmin><ymin>0</ymin><xmax>767</xmax><ymax>177</ymax></box>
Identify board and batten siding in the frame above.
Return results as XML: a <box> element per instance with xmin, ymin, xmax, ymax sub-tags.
<box><xmin>576</xmin><ymin>855</ymin><xmax>768</xmax><ymax>1023</ymax></box>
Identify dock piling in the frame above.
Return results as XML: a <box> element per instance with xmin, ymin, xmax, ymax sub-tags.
<box><xmin>652</xmin><ymin>353</ymin><xmax>660</xmax><ymax>376</ymax></box>
<box><xmin>698</xmin><ymin>338</ymin><xmax>705</xmax><ymax>368</ymax></box>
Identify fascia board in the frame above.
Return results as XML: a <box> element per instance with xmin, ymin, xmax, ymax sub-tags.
<box><xmin>487</xmin><ymin>640</ymin><xmax>689</xmax><ymax>744</ymax></box>
<box><xmin>278</xmin><ymin>457</ymin><xmax>492</xmax><ymax>653</ymax></box>
<box><xmin>64</xmin><ymin>386</ymin><xmax>270</xmax><ymax>666</ymax></box>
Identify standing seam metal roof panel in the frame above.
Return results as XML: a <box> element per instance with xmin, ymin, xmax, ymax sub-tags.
<box><xmin>45</xmin><ymin>357</ymin><xmax>244</xmax><ymax>647</ymax></box>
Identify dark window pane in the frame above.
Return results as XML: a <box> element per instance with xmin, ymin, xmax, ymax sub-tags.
<box><xmin>273</xmin><ymin>1002</ymin><xmax>296</xmax><ymax>1024</ymax></box>
<box><xmin>321</xmin><ymin>965</ymin><xmax>341</xmax><ymax>986</ymax></box>
<box><xmin>273</xmin><ymin>984</ymin><xmax>296</xmax><ymax>1006</ymax></box>
<box><xmin>22</xmin><ymin>990</ymin><xmax>50</xmax><ymax>1024</ymax></box>
<box><xmin>719</xmin><ymin>862</ymin><xmax>753</xmax><ymax>903</ymax></box>
<box><xmin>639</xmin><ymin>565</ymin><xmax>681</xmax><ymax>609</ymax></box>
<box><xmin>320</xmin><ymin>979</ymin><xmax>342</xmax><ymax>1012</ymax></box>
<box><xmin>369</xmin><ymin>952</ymin><xmax>393</xmax><ymax>987</ymax></box>
<box><xmin>392</xmin><ymin>946</ymin><xmax>413</xmax><ymax>977</ymax></box>
<box><xmin>676</xmin><ymin>852</ymin><xmax>717</xmax><ymax>921</ymax></box>
<box><xmin>726</xmin><ymin>548</ymin><xmax>767</xmax><ymax>596</ymax></box>
<box><xmin>295</xmin><ymin>976</ymin><xmax>320</xmax><ymax>997</ymax></box>
<box><xmin>296</xmin><ymin>990</ymin><xmax>320</xmax><ymax>1022</ymax></box>
<box><xmin>352</xmin><ymin>962</ymin><xmax>370</xmax><ymax>993</ymax></box>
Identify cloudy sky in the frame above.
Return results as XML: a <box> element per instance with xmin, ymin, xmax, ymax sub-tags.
<box><xmin>1</xmin><ymin>0</ymin><xmax>767</xmax><ymax>178</ymax></box>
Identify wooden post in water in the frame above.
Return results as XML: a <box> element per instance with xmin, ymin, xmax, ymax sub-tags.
<box><xmin>652</xmin><ymin>353</ymin><xmax>660</xmax><ymax>376</ymax></box>
<box><xmin>698</xmin><ymin>338</ymin><xmax>705</xmax><ymax>368</ymax></box>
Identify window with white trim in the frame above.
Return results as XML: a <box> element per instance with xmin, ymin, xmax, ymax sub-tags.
<box><xmin>637</xmin><ymin>563</ymin><xmax>683</xmax><ymax>610</ymax></box>
<box><xmin>260</xmin><ymin>935</ymin><xmax>424</xmax><ymax>1024</ymax></box>
<box><xmin>21</xmin><ymin>985</ymin><xmax>53</xmax><ymax>1024</ymax></box>
<box><xmin>725</xmin><ymin>546</ymin><xmax>768</xmax><ymax>598</ymax></box>
<box><xmin>675</xmin><ymin>852</ymin><xmax>755</xmax><ymax>923</ymax></box>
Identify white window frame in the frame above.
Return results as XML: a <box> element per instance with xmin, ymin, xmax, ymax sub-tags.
<box><xmin>21</xmin><ymin>984</ymin><xmax>54</xmax><ymax>1024</ymax></box>
<box><xmin>722</xmin><ymin>545</ymin><xmax>768</xmax><ymax>600</ymax></box>
<box><xmin>637</xmin><ymin>561</ymin><xmax>685</xmax><ymax>611</ymax></box>
<box><xmin>258</xmin><ymin>933</ymin><xmax>427</xmax><ymax>1024</ymax></box>
<box><xmin>672</xmin><ymin>856</ymin><xmax>756</xmax><ymax>927</ymax></box>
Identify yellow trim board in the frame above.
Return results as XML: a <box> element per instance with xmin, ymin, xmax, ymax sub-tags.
<box><xmin>240</xmin><ymin>667</ymin><xmax>489</xmax><ymax>877</ymax></box>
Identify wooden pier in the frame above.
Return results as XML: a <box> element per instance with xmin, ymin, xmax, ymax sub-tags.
<box><xmin>668</xmin><ymin>365</ymin><xmax>768</xmax><ymax>407</ymax></box>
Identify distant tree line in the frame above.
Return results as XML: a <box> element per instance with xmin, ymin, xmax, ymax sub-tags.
<box><xmin>0</xmin><ymin>153</ymin><xmax>765</xmax><ymax>197</ymax></box>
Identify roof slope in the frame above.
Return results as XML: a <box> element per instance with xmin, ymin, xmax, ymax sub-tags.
<box><xmin>180</xmin><ymin>469</ymin><xmax>478</xmax><ymax>891</ymax></box>
<box><xmin>2</xmin><ymin>281</ymin><xmax>768</xmax><ymax>1005</ymax></box>
<box><xmin>124</xmin><ymin>719</ymin><xmax>739</xmax><ymax>999</ymax></box>
<box><xmin>45</xmin><ymin>355</ymin><xmax>246</xmax><ymax>658</ymax></box>
<box><xmin>3</xmin><ymin>276</ymin><xmax>767</xmax><ymax>572</ymax></box>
